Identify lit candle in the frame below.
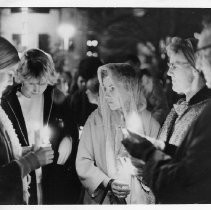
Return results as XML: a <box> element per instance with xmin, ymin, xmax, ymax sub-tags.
<box><xmin>122</xmin><ymin>111</ymin><xmax>156</xmax><ymax>144</ymax></box>
<box><xmin>41</xmin><ymin>126</ymin><xmax>51</xmax><ymax>146</ymax></box>
<box><xmin>79</xmin><ymin>126</ymin><xmax>84</xmax><ymax>139</ymax></box>
<box><xmin>126</xmin><ymin>111</ymin><xmax>144</xmax><ymax>136</ymax></box>
<box><xmin>34</xmin><ymin>122</ymin><xmax>42</xmax><ymax>148</ymax></box>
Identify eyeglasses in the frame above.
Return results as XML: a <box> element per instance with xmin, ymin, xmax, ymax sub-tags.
<box><xmin>167</xmin><ymin>62</ymin><xmax>191</xmax><ymax>70</ymax></box>
<box><xmin>196</xmin><ymin>44</ymin><xmax>211</xmax><ymax>52</ymax></box>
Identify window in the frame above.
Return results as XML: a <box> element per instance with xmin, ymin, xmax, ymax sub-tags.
<box><xmin>12</xmin><ymin>34</ymin><xmax>21</xmax><ymax>49</ymax></box>
<box><xmin>39</xmin><ymin>34</ymin><xmax>50</xmax><ymax>53</ymax></box>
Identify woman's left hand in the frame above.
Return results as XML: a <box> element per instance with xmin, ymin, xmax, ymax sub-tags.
<box><xmin>111</xmin><ymin>179</ymin><xmax>130</xmax><ymax>198</ymax></box>
<box><xmin>57</xmin><ymin>136</ymin><xmax>72</xmax><ymax>165</ymax></box>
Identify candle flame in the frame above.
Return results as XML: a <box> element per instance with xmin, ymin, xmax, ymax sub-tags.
<box><xmin>126</xmin><ymin>111</ymin><xmax>143</xmax><ymax>136</ymax></box>
<box><xmin>41</xmin><ymin>126</ymin><xmax>51</xmax><ymax>144</ymax></box>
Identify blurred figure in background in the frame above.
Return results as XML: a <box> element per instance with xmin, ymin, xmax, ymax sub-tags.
<box><xmin>138</xmin><ymin>69</ymin><xmax>169</xmax><ymax>126</ymax></box>
<box><xmin>56</xmin><ymin>71</ymin><xmax>72</xmax><ymax>96</ymax></box>
<box><xmin>124</xmin><ymin>54</ymin><xmax>141</xmax><ymax>73</ymax></box>
<box><xmin>69</xmin><ymin>71</ymin><xmax>86</xmax><ymax>96</ymax></box>
<box><xmin>68</xmin><ymin>56</ymin><xmax>103</xmax><ymax>128</ymax></box>
<box><xmin>86</xmin><ymin>77</ymin><xmax>99</xmax><ymax>106</ymax></box>
<box><xmin>2</xmin><ymin>49</ymin><xmax>81</xmax><ymax>204</ymax></box>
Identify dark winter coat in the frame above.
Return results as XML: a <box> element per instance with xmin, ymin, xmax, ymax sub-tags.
<box><xmin>143</xmin><ymin>100</ymin><xmax>211</xmax><ymax>203</ymax></box>
<box><xmin>68</xmin><ymin>89</ymin><xmax>98</xmax><ymax>127</ymax></box>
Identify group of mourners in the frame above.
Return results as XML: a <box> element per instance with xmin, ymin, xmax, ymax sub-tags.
<box><xmin>1</xmin><ymin>22</ymin><xmax>211</xmax><ymax>205</ymax></box>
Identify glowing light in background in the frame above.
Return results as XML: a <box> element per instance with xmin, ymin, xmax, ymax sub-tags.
<box><xmin>86</xmin><ymin>40</ymin><xmax>92</xmax><ymax>46</ymax></box>
<box><xmin>92</xmin><ymin>52</ymin><xmax>98</xmax><ymax>57</ymax></box>
<box><xmin>86</xmin><ymin>51</ymin><xmax>92</xmax><ymax>56</ymax></box>
<box><xmin>57</xmin><ymin>23</ymin><xmax>76</xmax><ymax>50</ymax></box>
<box><xmin>92</xmin><ymin>40</ymin><xmax>98</xmax><ymax>47</ymax></box>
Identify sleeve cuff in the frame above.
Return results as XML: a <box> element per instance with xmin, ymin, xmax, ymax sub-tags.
<box><xmin>91</xmin><ymin>176</ymin><xmax>111</xmax><ymax>198</ymax></box>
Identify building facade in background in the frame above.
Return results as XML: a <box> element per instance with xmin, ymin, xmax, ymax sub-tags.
<box><xmin>0</xmin><ymin>8</ymin><xmax>88</xmax><ymax>73</ymax></box>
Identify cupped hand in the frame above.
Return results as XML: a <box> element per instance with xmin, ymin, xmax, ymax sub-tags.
<box><xmin>34</xmin><ymin>146</ymin><xmax>54</xmax><ymax>166</ymax></box>
<box><xmin>111</xmin><ymin>180</ymin><xmax>130</xmax><ymax>198</ymax></box>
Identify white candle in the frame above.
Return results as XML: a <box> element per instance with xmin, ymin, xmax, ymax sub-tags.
<box><xmin>79</xmin><ymin>126</ymin><xmax>84</xmax><ymax>139</ymax></box>
<box><xmin>126</xmin><ymin>111</ymin><xmax>144</xmax><ymax>136</ymax></box>
<box><xmin>41</xmin><ymin>126</ymin><xmax>51</xmax><ymax>146</ymax></box>
<box><xmin>33</xmin><ymin>122</ymin><xmax>42</xmax><ymax>147</ymax></box>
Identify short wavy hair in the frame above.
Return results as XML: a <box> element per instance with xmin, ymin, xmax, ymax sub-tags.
<box><xmin>16</xmin><ymin>48</ymin><xmax>58</xmax><ymax>84</ymax></box>
<box><xmin>166</xmin><ymin>37</ymin><xmax>198</xmax><ymax>68</ymax></box>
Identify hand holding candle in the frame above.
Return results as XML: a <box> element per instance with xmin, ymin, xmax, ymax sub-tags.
<box><xmin>122</xmin><ymin>129</ymin><xmax>155</xmax><ymax>161</ymax></box>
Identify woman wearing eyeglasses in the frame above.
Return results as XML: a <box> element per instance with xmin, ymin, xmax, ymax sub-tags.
<box><xmin>156</xmin><ymin>37</ymin><xmax>211</xmax><ymax>156</ymax></box>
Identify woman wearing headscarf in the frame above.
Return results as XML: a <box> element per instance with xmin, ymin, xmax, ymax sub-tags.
<box><xmin>76</xmin><ymin>63</ymin><xmax>160</xmax><ymax>204</ymax></box>
<box><xmin>0</xmin><ymin>37</ymin><xmax>54</xmax><ymax>204</ymax></box>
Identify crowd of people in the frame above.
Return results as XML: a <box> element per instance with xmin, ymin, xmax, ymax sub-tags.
<box><xmin>1</xmin><ymin>19</ymin><xmax>211</xmax><ymax>205</ymax></box>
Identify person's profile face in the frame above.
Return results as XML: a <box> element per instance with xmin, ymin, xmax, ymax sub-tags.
<box><xmin>57</xmin><ymin>76</ymin><xmax>69</xmax><ymax>95</ymax></box>
<box><xmin>102</xmin><ymin>76</ymin><xmax>121</xmax><ymax>110</ymax></box>
<box><xmin>22</xmin><ymin>77</ymin><xmax>48</xmax><ymax>98</ymax></box>
<box><xmin>77</xmin><ymin>76</ymin><xmax>86</xmax><ymax>90</ymax></box>
<box><xmin>167</xmin><ymin>51</ymin><xmax>194</xmax><ymax>94</ymax></box>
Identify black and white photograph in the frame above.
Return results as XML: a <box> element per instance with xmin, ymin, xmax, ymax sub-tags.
<box><xmin>0</xmin><ymin>0</ymin><xmax>211</xmax><ymax>207</ymax></box>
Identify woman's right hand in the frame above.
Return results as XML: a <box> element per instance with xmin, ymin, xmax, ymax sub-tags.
<box><xmin>111</xmin><ymin>180</ymin><xmax>130</xmax><ymax>198</ymax></box>
<box><xmin>34</xmin><ymin>146</ymin><xmax>54</xmax><ymax>167</ymax></box>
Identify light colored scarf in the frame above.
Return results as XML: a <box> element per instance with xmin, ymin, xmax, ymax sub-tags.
<box><xmin>98</xmin><ymin>63</ymin><xmax>160</xmax><ymax>203</ymax></box>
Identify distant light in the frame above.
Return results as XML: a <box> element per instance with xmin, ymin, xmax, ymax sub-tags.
<box><xmin>133</xmin><ymin>9</ymin><xmax>146</xmax><ymax>17</ymax></box>
<box><xmin>93</xmin><ymin>52</ymin><xmax>98</xmax><ymax>57</ymax></box>
<box><xmin>87</xmin><ymin>40</ymin><xmax>92</xmax><ymax>46</ymax></box>
<box><xmin>21</xmin><ymin>7</ymin><xmax>28</xmax><ymax>12</ymax></box>
<box><xmin>87</xmin><ymin>51</ymin><xmax>92</xmax><ymax>56</ymax></box>
<box><xmin>92</xmin><ymin>40</ymin><xmax>98</xmax><ymax>47</ymax></box>
<box><xmin>57</xmin><ymin>24</ymin><xmax>76</xmax><ymax>40</ymax></box>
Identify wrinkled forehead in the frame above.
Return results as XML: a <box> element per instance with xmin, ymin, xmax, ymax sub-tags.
<box><xmin>169</xmin><ymin>50</ymin><xmax>188</xmax><ymax>63</ymax></box>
